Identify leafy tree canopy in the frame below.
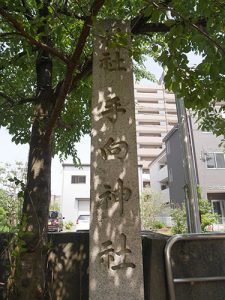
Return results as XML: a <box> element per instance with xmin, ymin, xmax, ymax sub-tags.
<box><xmin>1</xmin><ymin>0</ymin><xmax>225</xmax><ymax>161</ymax></box>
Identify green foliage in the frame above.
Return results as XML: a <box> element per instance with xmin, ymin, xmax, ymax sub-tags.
<box><xmin>152</xmin><ymin>220</ymin><xmax>165</xmax><ymax>230</ymax></box>
<box><xmin>64</xmin><ymin>221</ymin><xmax>74</xmax><ymax>231</ymax></box>
<box><xmin>140</xmin><ymin>187</ymin><xmax>164</xmax><ymax>230</ymax></box>
<box><xmin>198</xmin><ymin>187</ymin><xmax>219</xmax><ymax>231</ymax></box>
<box><xmin>171</xmin><ymin>204</ymin><xmax>187</xmax><ymax>234</ymax></box>
<box><xmin>0</xmin><ymin>161</ymin><xmax>26</xmax><ymax>230</ymax></box>
<box><xmin>171</xmin><ymin>186</ymin><xmax>220</xmax><ymax>233</ymax></box>
<box><xmin>0</xmin><ymin>206</ymin><xmax>10</xmax><ymax>231</ymax></box>
<box><xmin>1</xmin><ymin>0</ymin><xmax>224</xmax><ymax>156</ymax></box>
<box><xmin>49</xmin><ymin>201</ymin><xmax>60</xmax><ymax>212</ymax></box>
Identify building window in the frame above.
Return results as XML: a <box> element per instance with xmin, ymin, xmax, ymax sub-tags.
<box><xmin>143</xmin><ymin>181</ymin><xmax>150</xmax><ymax>187</ymax></box>
<box><xmin>166</xmin><ymin>141</ymin><xmax>170</xmax><ymax>155</ymax></box>
<box><xmin>168</xmin><ymin>168</ymin><xmax>173</xmax><ymax>183</ymax></box>
<box><xmin>140</xmin><ymin>144</ymin><xmax>162</xmax><ymax>149</ymax></box>
<box><xmin>138</xmin><ymin>110</ymin><xmax>160</xmax><ymax>114</ymax></box>
<box><xmin>166</xmin><ymin>111</ymin><xmax>177</xmax><ymax>115</ymax></box>
<box><xmin>139</xmin><ymin>121</ymin><xmax>160</xmax><ymax>126</ymax></box>
<box><xmin>139</xmin><ymin>133</ymin><xmax>161</xmax><ymax>137</ymax></box>
<box><xmin>206</xmin><ymin>153</ymin><xmax>225</xmax><ymax>169</ymax></box>
<box><xmin>161</xmin><ymin>184</ymin><xmax>168</xmax><ymax>190</ymax></box>
<box><xmin>71</xmin><ymin>175</ymin><xmax>86</xmax><ymax>184</ymax></box>
<box><xmin>143</xmin><ymin>168</ymin><xmax>150</xmax><ymax>174</ymax></box>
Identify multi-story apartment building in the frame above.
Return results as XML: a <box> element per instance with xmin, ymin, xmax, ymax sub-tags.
<box><xmin>134</xmin><ymin>83</ymin><xmax>177</xmax><ymax>187</ymax></box>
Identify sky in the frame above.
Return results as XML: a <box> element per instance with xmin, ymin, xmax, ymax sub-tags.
<box><xmin>0</xmin><ymin>54</ymin><xmax>201</xmax><ymax>195</ymax></box>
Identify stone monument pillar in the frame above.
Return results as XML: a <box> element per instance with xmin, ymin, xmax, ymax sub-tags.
<box><xmin>90</xmin><ymin>21</ymin><xmax>144</xmax><ymax>300</ymax></box>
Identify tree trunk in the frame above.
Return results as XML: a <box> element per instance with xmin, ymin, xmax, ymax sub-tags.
<box><xmin>9</xmin><ymin>17</ymin><xmax>55</xmax><ymax>297</ymax></box>
<box><xmin>13</xmin><ymin>103</ymin><xmax>53</xmax><ymax>300</ymax></box>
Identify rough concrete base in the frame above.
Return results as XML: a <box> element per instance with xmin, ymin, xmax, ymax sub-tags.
<box><xmin>46</xmin><ymin>231</ymin><xmax>169</xmax><ymax>300</ymax></box>
<box><xmin>2</xmin><ymin>232</ymin><xmax>225</xmax><ymax>300</ymax></box>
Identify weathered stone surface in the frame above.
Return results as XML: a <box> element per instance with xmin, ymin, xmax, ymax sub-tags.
<box><xmin>90</xmin><ymin>21</ymin><xmax>144</xmax><ymax>300</ymax></box>
<box><xmin>47</xmin><ymin>232</ymin><xmax>89</xmax><ymax>300</ymax></box>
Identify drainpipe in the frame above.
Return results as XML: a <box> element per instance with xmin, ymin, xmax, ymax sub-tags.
<box><xmin>176</xmin><ymin>97</ymin><xmax>201</xmax><ymax>233</ymax></box>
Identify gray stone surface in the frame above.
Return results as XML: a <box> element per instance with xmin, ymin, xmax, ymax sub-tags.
<box><xmin>90</xmin><ymin>21</ymin><xmax>144</xmax><ymax>300</ymax></box>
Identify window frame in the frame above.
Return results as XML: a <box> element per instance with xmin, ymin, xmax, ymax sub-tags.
<box><xmin>206</xmin><ymin>152</ymin><xmax>225</xmax><ymax>169</ymax></box>
<box><xmin>71</xmin><ymin>175</ymin><xmax>86</xmax><ymax>184</ymax></box>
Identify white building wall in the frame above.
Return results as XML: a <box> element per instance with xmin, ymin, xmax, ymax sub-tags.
<box><xmin>61</xmin><ymin>164</ymin><xmax>143</xmax><ymax>224</ymax></box>
<box><xmin>62</xmin><ymin>164</ymin><xmax>90</xmax><ymax>224</ymax></box>
<box><xmin>149</xmin><ymin>150</ymin><xmax>172</xmax><ymax>226</ymax></box>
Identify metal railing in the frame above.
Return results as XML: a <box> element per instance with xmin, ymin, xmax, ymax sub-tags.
<box><xmin>165</xmin><ymin>233</ymin><xmax>225</xmax><ymax>300</ymax></box>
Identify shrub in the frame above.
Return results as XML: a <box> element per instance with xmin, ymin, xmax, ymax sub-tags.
<box><xmin>140</xmin><ymin>187</ymin><xmax>164</xmax><ymax>230</ymax></box>
<box><xmin>64</xmin><ymin>221</ymin><xmax>74</xmax><ymax>231</ymax></box>
<box><xmin>152</xmin><ymin>220</ymin><xmax>165</xmax><ymax>229</ymax></box>
<box><xmin>171</xmin><ymin>204</ymin><xmax>187</xmax><ymax>234</ymax></box>
<box><xmin>171</xmin><ymin>187</ymin><xmax>220</xmax><ymax>234</ymax></box>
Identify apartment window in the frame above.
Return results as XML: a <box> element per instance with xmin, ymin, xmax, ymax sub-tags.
<box><xmin>140</xmin><ymin>144</ymin><xmax>162</xmax><ymax>149</ymax></box>
<box><xmin>167</xmin><ymin>111</ymin><xmax>177</xmax><ymax>115</ymax></box>
<box><xmin>138</xmin><ymin>110</ymin><xmax>159</xmax><ymax>114</ymax></box>
<box><xmin>139</xmin><ymin>133</ymin><xmax>161</xmax><ymax>137</ymax></box>
<box><xmin>138</xmin><ymin>100</ymin><xmax>158</xmax><ymax>104</ymax></box>
<box><xmin>143</xmin><ymin>168</ymin><xmax>150</xmax><ymax>174</ymax></box>
<box><xmin>139</xmin><ymin>121</ymin><xmax>160</xmax><ymax>126</ymax></box>
<box><xmin>161</xmin><ymin>184</ymin><xmax>168</xmax><ymax>190</ymax></box>
<box><xmin>206</xmin><ymin>153</ymin><xmax>225</xmax><ymax>169</ymax></box>
<box><xmin>143</xmin><ymin>181</ymin><xmax>150</xmax><ymax>187</ymax></box>
<box><xmin>71</xmin><ymin>175</ymin><xmax>86</xmax><ymax>184</ymax></box>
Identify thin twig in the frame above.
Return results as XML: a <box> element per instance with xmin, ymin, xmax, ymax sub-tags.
<box><xmin>150</xmin><ymin>0</ymin><xmax>225</xmax><ymax>55</ymax></box>
<box><xmin>0</xmin><ymin>8</ymin><xmax>69</xmax><ymax>64</ymax></box>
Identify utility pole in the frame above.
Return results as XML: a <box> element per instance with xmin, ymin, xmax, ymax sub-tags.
<box><xmin>176</xmin><ymin>97</ymin><xmax>201</xmax><ymax>233</ymax></box>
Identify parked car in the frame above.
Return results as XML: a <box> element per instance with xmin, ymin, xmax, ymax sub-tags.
<box><xmin>76</xmin><ymin>215</ymin><xmax>90</xmax><ymax>231</ymax></box>
<box><xmin>48</xmin><ymin>210</ymin><xmax>64</xmax><ymax>232</ymax></box>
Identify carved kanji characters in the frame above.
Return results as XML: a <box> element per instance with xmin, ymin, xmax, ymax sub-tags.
<box><xmin>99</xmin><ymin>240</ymin><xmax>115</xmax><ymax>269</ymax></box>
<box><xmin>102</xmin><ymin>94</ymin><xmax>126</xmax><ymax>123</ymax></box>
<box><xmin>98</xmin><ymin>234</ymin><xmax>135</xmax><ymax>270</ymax></box>
<box><xmin>99</xmin><ymin>50</ymin><xmax>127</xmax><ymax>71</ymax></box>
<box><xmin>99</xmin><ymin>184</ymin><xmax>116</xmax><ymax>211</ymax></box>
<box><xmin>100</xmin><ymin>138</ymin><xmax>128</xmax><ymax>160</ymax></box>
<box><xmin>98</xmin><ymin>178</ymin><xmax>131</xmax><ymax>216</ymax></box>
<box><xmin>111</xmin><ymin>234</ymin><xmax>135</xmax><ymax>270</ymax></box>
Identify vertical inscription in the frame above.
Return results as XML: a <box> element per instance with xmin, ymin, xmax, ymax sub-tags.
<box><xmin>90</xmin><ymin>21</ymin><xmax>144</xmax><ymax>300</ymax></box>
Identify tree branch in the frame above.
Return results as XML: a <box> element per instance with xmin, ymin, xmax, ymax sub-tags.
<box><xmin>70</xmin><ymin>56</ymin><xmax>93</xmax><ymax>91</ymax></box>
<box><xmin>0</xmin><ymin>50</ymin><xmax>33</xmax><ymax>71</ymax></box>
<box><xmin>44</xmin><ymin>0</ymin><xmax>105</xmax><ymax>143</ymax></box>
<box><xmin>150</xmin><ymin>0</ymin><xmax>225</xmax><ymax>55</ymax></box>
<box><xmin>0</xmin><ymin>91</ymin><xmax>36</xmax><ymax>106</ymax></box>
<box><xmin>0</xmin><ymin>92</ymin><xmax>14</xmax><ymax>105</ymax></box>
<box><xmin>0</xmin><ymin>8</ymin><xmax>69</xmax><ymax>64</ymax></box>
<box><xmin>0</xmin><ymin>31</ymin><xmax>20</xmax><ymax>38</ymax></box>
<box><xmin>21</xmin><ymin>0</ymin><xmax>33</xmax><ymax>20</ymax></box>
<box><xmin>132</xmin><ymin>21</ymin><xmax>170</xmax><ymax>34</ymax></box>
